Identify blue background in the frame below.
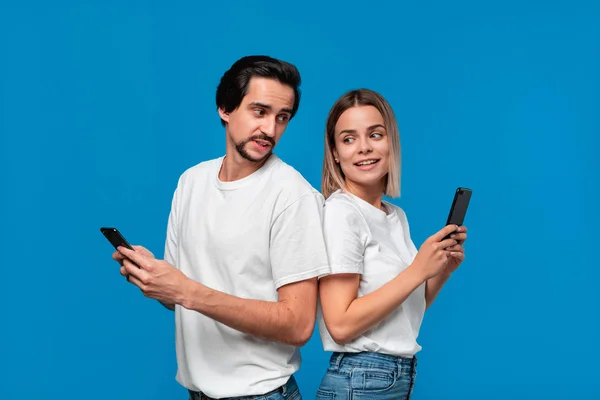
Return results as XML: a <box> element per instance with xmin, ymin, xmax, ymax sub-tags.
<box><xmin>1</xmin><ymin>0</ymin><xmax>598</xmax><ymax>399</ymax></box>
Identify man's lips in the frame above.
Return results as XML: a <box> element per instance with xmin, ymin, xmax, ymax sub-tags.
<box><xmin>254</xmin><ymin>139</ymin><xmax>272</xmax><ymax>147</ymax></box>
<box><xmin>251</xmin><ymin>139</ymin><xmax>273</xmax><ymax>151</ymax></box>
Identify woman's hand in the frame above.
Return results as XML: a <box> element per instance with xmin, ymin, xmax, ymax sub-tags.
<box><xmin>444</xmin><ymin>226</ymin><xmax>468</xmax><ymax>274</ymax></box>
<box><xmin>411</xmin><ymin>224</ymin><xmax>459</xmax><ymax>280</ymax></box>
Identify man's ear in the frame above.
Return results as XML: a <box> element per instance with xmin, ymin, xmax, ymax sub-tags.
<box><xmin>218</xmin><ymin>107</ymin><xmax>230</xmax><ymax>124</ymax></box>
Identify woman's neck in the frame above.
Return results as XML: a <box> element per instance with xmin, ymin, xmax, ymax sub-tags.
<box><xmin>345</xmin><ymin>180</ymin><xmax>386</xmax><ymax>212</ymax></box>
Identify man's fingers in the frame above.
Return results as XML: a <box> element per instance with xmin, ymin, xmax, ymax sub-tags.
<box><xmin>127</xmin><ymin>274</ymin><xmax>145</xmax><ymax>290</ymax></box>
<box><xmin>119</xmin><ymin>246</ymin><xmax>149</xmax><ymax>269</ymax></box>
<box><xmin>131</xmin><ymin>246</ymin><xmax>154</xmax><ymax>257</ymax></box>
<box><xmin>112</xmin><ymin>251</ymin><xmax>126</xmax><ymax>264</ymax></box>
<box><xmin>124</xmin><ymin>272</ymin><xmax>153</xmax><ymax>298</ymax></box>
<box><xmin>123</xmin><ymin>259</ymin><xmax>149</xmax><ymax>282</ymax></box>
<box><xmin>132</xmin><ymin>245</ymin><xmax>154</xmax><ymax>258</ymax></box>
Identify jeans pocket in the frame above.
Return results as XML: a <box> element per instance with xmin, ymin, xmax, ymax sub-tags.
<box><xmin>352</xmin><ymin>368</ymin><xmax>397</xmax><ymax>393</ymax></box>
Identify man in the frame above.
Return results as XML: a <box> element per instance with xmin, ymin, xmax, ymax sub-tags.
<box><xmin>112</xmin><ymin>56</ymin><xmax>330</xmax><ymax>399</ymax></box>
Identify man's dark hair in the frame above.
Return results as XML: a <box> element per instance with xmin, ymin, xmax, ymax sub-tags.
<box><xmin>216</xmin><ymin>55</ymin><xmax>301</xmax><ymax>126</ymax></box>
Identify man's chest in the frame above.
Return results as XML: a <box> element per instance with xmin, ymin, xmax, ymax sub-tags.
<box><xmin>177</xmin><ymin>184</ymin><xmax>282</xmax><ymax>272</ymax></box>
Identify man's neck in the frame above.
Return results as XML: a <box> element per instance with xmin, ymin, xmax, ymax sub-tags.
<box><xmin>218</xmin><ymin>152</ymin><xmax>270</xmax><ymax>182</ymax></box>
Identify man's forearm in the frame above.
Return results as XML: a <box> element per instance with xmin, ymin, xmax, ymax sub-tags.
<box><xmin>180</xmin><ymin>280</ymin><xmax>313</xmax><ymax>347</ymax></box>
<box><xmin>425</xmin><ymin>271</ymin><xmax>452</xmax><ymax>309</ymax></box>
<box><xmin>159</xmin><ymin>301</ymin><xmax>175</xmax><ymax>311</ymax></box>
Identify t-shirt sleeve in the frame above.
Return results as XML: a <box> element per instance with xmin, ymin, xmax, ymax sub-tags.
<box><xmin>322</xmin><ymin>199</ymin><xmax>367</xmax><ymax>275</ymax></box>
<box><xmin>269</xmin><ymin>192</ymin><xmax>331</xmax><ymax>289</ymax></box>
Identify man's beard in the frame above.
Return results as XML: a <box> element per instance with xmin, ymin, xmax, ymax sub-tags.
<box><xmin>235</xmin><ymin>133</ymin><xmax>276</xmax><ymax>163</ymax></box>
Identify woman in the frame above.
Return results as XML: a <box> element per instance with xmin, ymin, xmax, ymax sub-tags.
<box><xmin>316</xmin><ymin>89</ymin><xmax>468</xmax><ymax>399</ymax></box>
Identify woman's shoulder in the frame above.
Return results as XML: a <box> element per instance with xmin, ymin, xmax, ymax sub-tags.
<box><xmin>325</xmin><ymin>190</ymin><xmax>364</xmax><ymax>213</ymax></box>
<box><xmin>384</xmin><ymin>201</ymin><xmax>407</xmax><ymax>217</ymax></box>
<box><xmin>325</xmin><ymin>189</ymin><xmax>356</xmax><ymax>206</ymax></box>
<box><xmin>324</xmin><ymin>191</ymin><xmax>367</xmax><ymax>224</ymax></box>
<box><xmin>384</xmin><ymin>201</ymin><xmax>413</xmax><ymax>228</ymax></box>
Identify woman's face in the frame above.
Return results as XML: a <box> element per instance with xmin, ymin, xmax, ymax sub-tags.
<box><xmin>333</xmin><ymin>105</ymin><xmax>390</xmax><ymax>193</ymax></box>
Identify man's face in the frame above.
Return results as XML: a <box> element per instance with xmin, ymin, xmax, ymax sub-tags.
<box><xmin>219</xmin><ymin>77</ymin><xmax>295</xmax><ymax>163</ymax></box>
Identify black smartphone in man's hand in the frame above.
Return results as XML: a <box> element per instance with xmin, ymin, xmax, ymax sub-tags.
<box><xmin>100</xmin><ymin>227</ymin><xmax>134</xmax><ymax>250</ymax></box>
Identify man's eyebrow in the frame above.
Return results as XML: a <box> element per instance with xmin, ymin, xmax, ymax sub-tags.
<box><xmin>249</xmin><ymin>102</ymin><xmax>272</xmax><ymax>110</ymax></box>
<box><xmin>249</xmin><ymin>102</ymin><xmax>293</xmax><ymax>114</ymax></box>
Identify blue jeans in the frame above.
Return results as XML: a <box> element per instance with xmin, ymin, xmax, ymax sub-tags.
<box><xmin>188</xmin><ymin>375</ymin><xmax>301</xmax><ymax>400</ymax></box>
<box><xmin>316</xmin><ymin>352</ymin><xmax>417</xmax><ymax>400</ymax></box>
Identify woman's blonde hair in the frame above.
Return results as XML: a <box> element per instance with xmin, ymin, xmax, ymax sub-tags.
<box><xmin>321</xmin><ymin>89</ymin><xmax>401</xmax><ymax>199</ymax></box>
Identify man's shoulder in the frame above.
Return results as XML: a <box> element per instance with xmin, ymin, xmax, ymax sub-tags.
<box><xmin>176</xmin><ymin>156</ymin><xmax>222</xmax><ymax>187</ymax></box>
<box><xmin>269</xmin><ymin>156</ymin><xmax>319</xmax><ymax>192</ymax></box>
<box><xmin>268</xmin><ymin>156</ymin><xmax>323</xmax><ymax>204</ymax></box>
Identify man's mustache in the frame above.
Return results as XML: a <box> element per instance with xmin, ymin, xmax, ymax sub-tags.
<box><xmin>247</xmin><ymin>133</ymin><xmax>275</xmax><ymax>147</ymax></box>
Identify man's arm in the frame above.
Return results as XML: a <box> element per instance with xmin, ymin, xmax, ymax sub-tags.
<box><xmin>160</xmin><ymin>301</ymin><xmax>175</xmax><ymax>310</ymax></box>
<box><xmin>161</xmin><ymin>182</ymin><xmax>179</xmax><ymax>311</ymax></box>
<box><xmin>183</xmin><ymin>190</ymin><xmax>328</xmax><ymax>345</ymax></box>
<box><xmin>182</xmin><ymin>277</ymin><xmax>318</xmax><ymax>347</ymax></box>
<box><xmin>119</xmin><ymin>190</ymin><xmax>329</xmax><ymax>347</ymax></box>
<box><xmin>119</xmin><ymin>249</ymin><xmax>318</xmax><ymax>347</ymax></box>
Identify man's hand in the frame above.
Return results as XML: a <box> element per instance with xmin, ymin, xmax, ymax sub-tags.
<box><xmin>112</xmin><ymin>245</ymin><xmax>154</xmax><ymax>268</ymax></box>
<box><xmin>112</xmin><ymin>244</ymin><xmax>152</xmax><ymax>282</ymax></box>
<box><xmin>117</xmin><ymin>246</ymin><xmax>190</xmax><ymax>307</ymax></box>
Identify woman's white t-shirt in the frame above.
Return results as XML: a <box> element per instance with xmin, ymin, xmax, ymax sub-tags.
<box><xmin>317</xmin><ymin>189</ymin><xmax>426</xmax><ymax>357</ymax></box>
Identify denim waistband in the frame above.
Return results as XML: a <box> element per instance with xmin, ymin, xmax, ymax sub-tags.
<box><xmin>330</xmin><ymin>351</ymin><xmax>417</xmax><ymax>372</ymax></box>
<box><xmin>188</xmin><ymin>375</ymin><xmax>297</xmax><ymax>400</ymax></box>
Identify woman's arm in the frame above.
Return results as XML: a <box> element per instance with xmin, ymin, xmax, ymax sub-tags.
<box><xmin>319</xmin><ymin>267</ymin><xmax>425</xmax><ymax>344</ymax></box>
<box><xmin>320</xmin><ymin>219</ymin><xmax>459</xmax><ymax>344</ymax></box>
<box><xmin>425</xmin><ymin>271</ymin><xmax>451</xmax><ymax>309</ymax></box>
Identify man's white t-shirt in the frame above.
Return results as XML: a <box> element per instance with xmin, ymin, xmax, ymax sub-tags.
<box><xmin>163</xmin><ymin>154</ymin><xmax>330</xmax><ymax>398</ymax></box>
<box><xmin>317</xmin><ymin>189</ymin><xmax>426</xmax><ymax>357</ymax></box>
